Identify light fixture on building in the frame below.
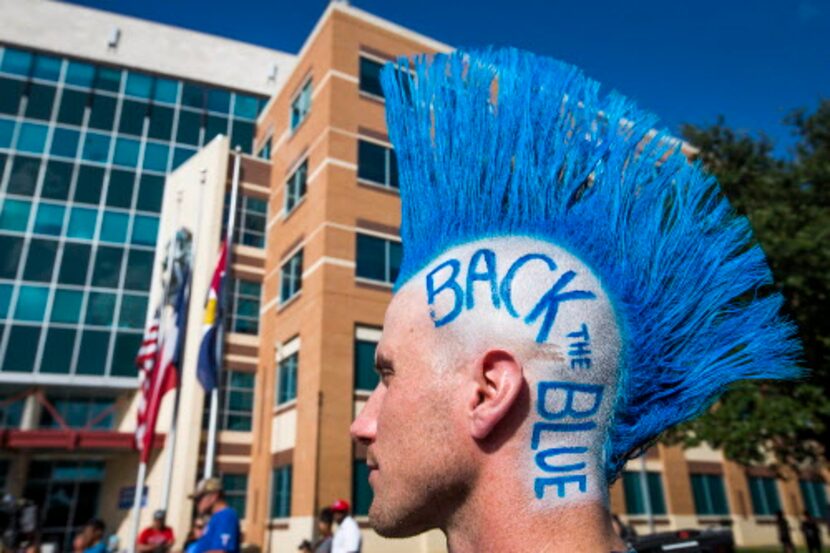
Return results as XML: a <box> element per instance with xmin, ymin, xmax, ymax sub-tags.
<box><xmin>108</xmin><ymin>27</ymin><xmax>121</xmax><ymax>50</ymax></box>
<box><xmin>268</xmin><ymin>63</ymin><xmax>279</xmax><ymax>84</ymax></box>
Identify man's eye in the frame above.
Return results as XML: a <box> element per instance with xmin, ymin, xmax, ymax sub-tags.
<box><xmin>380</xmin><ymin>369</ymin><xmax>394</xmax><ymax>384</ymax></box>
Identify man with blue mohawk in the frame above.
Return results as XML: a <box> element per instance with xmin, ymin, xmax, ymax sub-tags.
<box><xmin>349</xmin><ymin>48</ymin><xmax>800</xmax><ymax>553</ymax></box>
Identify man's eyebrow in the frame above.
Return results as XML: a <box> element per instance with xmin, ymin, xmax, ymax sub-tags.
<box><xmin>374</xmin><ymin>353</ymin><xmax>394</xmax><ymax>374</ymax></box>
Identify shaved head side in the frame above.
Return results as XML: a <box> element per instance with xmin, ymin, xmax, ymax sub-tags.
<box><xmin>396</xmin><ymin>236</ymin><xmax>622</xmax><ymax>505</ymax></box>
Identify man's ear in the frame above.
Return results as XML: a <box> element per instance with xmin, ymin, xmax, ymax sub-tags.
<box><xmin>468</xmin><ymin>349</ymin><xmax>523</xmax><ymax>440</ymax></box>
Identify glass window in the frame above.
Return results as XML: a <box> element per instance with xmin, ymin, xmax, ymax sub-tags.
<box><xmin>51</xmin><ymin>289</ymin><xmax>84</xmax><ymax>323</ymax></box>
<box><xmin>748</xmin><ymin>476</ymin><xmax>781</xmax><ymax>516</ymax></box>
<box><xmin>359</xmin><ymin>57</ymin><xmax>384</xmax><ymax>97</ymax></box>
<box><xmin>290</xmin><ymin>80</ymin><xmax>312</xmax><ymax>131</ymax></box>
<box><xmin>125</xmin><ymin>72</ymin><xmax>153</xmax><ymax>99</ymax></box>
<box><xmin>622</xmin><ymin>471</ymin><xmax>667</xmax><ymax>515</ymax></box>
<box><xmin>74</xmin><ymin>165</ymin><xmax>105</xmax><ymax>204</ymax></box>
<box><xmin>0</xmin><ymin>199</ymin><xmax>32</xmax><ymax>231</ymax></box>
<box><xmin>280</xmin><ymin>250</ymin><xmax>303</xmax><ymax>303</ymax></box>
<box><xmin>0</xmin><ymin>77</ymin><xmax>25</xmax><ymax>115</ymax></box>
<box><xmin>3</xmin><ymin>326</ymin><xmax>40</xmax><ymax>372</ymax></box>
<box><xmin>356</xmin><ymin>234</ymin><xmax>401</xmax><ymax>284</ymax></box>
<box><xmin>271</xmin><ymin>465</ymin><xmax>292</xmax><ymax>518</ymax></box>
<box><xmin>0</xmin><ymin>235</ymin><xmax>24</xmax><ymax>279</ymax></box>
<box><xmin>94</xmin><ymin>66</ymin><xmax>121</xmax><ymax>92</ymax></box>
<box><xmin>172</xmin><ymin>147</ymin><xmax>196</xmax><ymax>170</ymax></box>
<box><xmin>119</xmin><ymin>100</ymin><xmax>147</xmax><ymax>136</ymax></box>
<box><xmin>67</xmin><ymin>207</ymin><xmax>98</xmax><ymax>240</ymax></box>
<box><xmin>76</xmin><ymin>330</ymin><xmax>109</xmax><ymax>375</ymax></box>
<box><xmin>81</xmin><ymin>132</ymin><xmax>111</xmax><ymax>163</ymax></box>
<box><xmin>41</xmin><ymin>328</ymin><xmax>76</xmax><ymax>374</ymax></box>
<box><xmin>799</xmin><ymin>479</ymin><xmax>828</xmax><ymax>519</ymax></box>
<box><xmin>50</xmin><ymin>128</ymin><xmax>80</xmax><ymax>159</ymax></box>
<box><xmin>100</xmin><ymin>211</ymin><xmax>129</xmax><ymax>243</ymax></box>
<box><xmin>136</xmin><ymin>174</ymin><xmax>164</xmax><ymax>213</ymax></box>
<box><xmin>207</xmin><ymin>89</ymin><xmax>230</xmax><ymax>113</ymax></box>
<box><xmin>1</xmin><ymin>48</ymin><xmax>32</xmax><ymax>76</ymax></box>
<box><xmin>57</xmin><ymin>89</ymin><xmax>87</xmax><ymax>126</ymax></box>
<box><xmin>124</xmin><ymin>249</ymin><xmax>153</xmax><ymax>291</ymax></box>
<box><xmin>33</xmin><ymin>55</ymin><xmax>61</xmax><ymax>82</ymax></box>
<box><xmin>91</xmin><ymin>246</ymin><xmax>123</xmax><ymax>288</ymax></box>
<box><xmin>85</xmin><ymin>291</ymin><xmax>116</xmax><ymax>325</ymax></box>
<box><xmin>24</xmin><ymin>239</ymin><xmax>58</xmax><ymax>281</ymax></box>
<box><xmin>358</xmin><ymin>140</ymin><xmax>398</xmax><ymax>188</ymax></box>
<box><xmin>231</xmin><ymin>119</ymin><xmax>254</xmax><ymax>153</ymax></box>
<box><xmin>205</xmin><ymin>115</ymin><xmax>227</xmax><ymax>143</ymax></box>
<box><xmin>114</xmin><ymin>137</ymin><xmax>140</xmax><ymax>167</ymax></box>
<box><xmin>217</xmin><ymin>370</ymin><xmax>254</xmax><ymax>431</ymax></box>
<box><xmin>15</xmin><ymin>285</ymin><xmax>49</xmax><ymax>321</ymax></box>
<box><xmin>111</xmin><ymin>332</ymin><xmax>141</xmax><ymax>376</ymax></box>
<box><xmin>34</xmin><ymin>203</ymin><xmax>66</xmax><ymax>235</ymax></box>
<box><xmin>148</xmin><ymin>105</ymin><xmax>174</xmax><ymax>141</ymax></box>
<box><xmin>277</xmin><ymin>351</ymin><xmax>298</xmax><ymax>405</ymax></box>
<box><xmin>233</xmin><ymin>94</ymin><xmax>260</xmax><ymax>119</ymax></box>
<box><xmin>143</xmin><ymin>142</ymin><xmax>168</xmax><ymax>172</ymax></box>
<box><xmin>88</xmin><ymin>93</ymin><xmax>117</xmax><ymax>131</ymax></box>
<box><xmin>131</xmin><ymin>215</ymin><xmax>159</xmax><ymax>246</ymax></box>
<box><xmin>354</xmin><ymin>337</ymin><xmax>379</xmax><ymax>391</ymax></box>
<box><xmin>181</xmin><ymin>83</ymin><xmax>205</xmax><ymax>109</ymax></box>
<box><xmin>25</xmin><ymin>83</ymin><xmax>57</xmax><ymax>121</ymax></box>
<box><xmin>40</xmin><ymin>397</ymin><xmax>114</xmax><ymax>429</ymax></box>
<box><xmin>285</xmin><ymin>161</ymin><xmax>307</xmax><ymax>214</ymax></box>
<box><xmin>66</xmin><ymin>61</ymin><xmax>95</xmax><ymax>88</ymax></box>
<box><xmin>0</xmin><ymin>283</ymin><xmax>11</xmax><ymax>318</ymax></box>
<box><xmin>176</xmin><ymin>110</ymin><xmax>201</xmax><ymax>146</ymax></box>
<box><xmin>257</xmin><ymin>136</ymin><xmax>272</xmax><ymax>160</ymax></box>
<box><xmin>153</xmin><ymin>78</ymin><xmax>178</xmax><ymax>104</ymax></box>
<box><xmin>221</xmin><ymin>474</ymin><xmax>248</xmax><ymax>518</ymax></box>
<box><xmin>119</xmin><ymin>294</ymin><xmax>148</xmax><ymax>329</ymax></box>
<box><xmin>353</xmin><ymin>460</ymin><xmax>374</xmax><ymax>516</ymax></box>
<box><xmin>227</xmin><ymin>279</ymin><xmax>260</xmax><ymax>334</ymax></box>
<box><xmin>690</xmin><ymin>474</ymin><xmax>729</xmax><ymax>516</ymax></box>
<box><xmin>8</xmin><ymin>156</ymin><xmax>40</xmax><ymax>196</ymax></box>
<box><xmin>17</xmin><ymin>122</ymin><xmax>48</xmax><ymax>154</ymax></box>
<box><xmin>106</xmin><ymin>170</ymin><xmax>134</xmax><ymax>208</ymax></box>
<box><xmin>0</xmin><ymin>117</ymin><xmax>14</xmax><ymax>147</ymax></box>
<box><xmin>223</xmin><ymin>194</ymin><xmax>266</xmax><ymax>247</ymax></box>
<box><xmin>58</xmin><ymin>243</ymin><xmax>91</xmax><ymax>285</ymax></box>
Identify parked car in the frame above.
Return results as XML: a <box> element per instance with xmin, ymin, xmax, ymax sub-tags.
<box><xmin>631</xmin><ymin>527</ymin><xmax>734</xmax><ymax>553</ymax></box>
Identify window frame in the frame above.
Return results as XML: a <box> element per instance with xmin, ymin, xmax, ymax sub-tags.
<box><xmin>276</xmin><ymin>336</ymin><xmax>300</xmax><ymax>406</ymax></box>
<box><xmin>355</xmin><ymin>232</ymin><xmax>402</xmax><ymax>286</ymax></box>
<box><xmin>284</xmin><ymin>159</ymin><xmax>308</xmax><ymax>215</ymax></box>
<box><xmin>271</xmin><ymin>465</ymin><xmax>292</xmax><ymax>519</ymax></box>
<box><xmin>357</xmin><ymin>138</ymin><xmax>398</xmax><ymax>190</ymax></box>
<box><xmin>289</xmin><ymin>78</ymin><xmax>312</xmax><ymax>132</ymax></box>
<box><xmin>279</xmin><ymin>249</ymin><xmax>303</xmax><ymax>305</ymax></box>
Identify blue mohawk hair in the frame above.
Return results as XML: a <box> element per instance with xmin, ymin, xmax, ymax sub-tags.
<box><xmin>380</xmin><ymin>48</ymin><xmax>801</xmax><ymax>480</ymax></box>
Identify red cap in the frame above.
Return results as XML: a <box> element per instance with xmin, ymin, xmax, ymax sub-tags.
<box><xmin>331</xmin><ymin>499</ymin><xmax>350</xmax><ymax>512</ymax></box>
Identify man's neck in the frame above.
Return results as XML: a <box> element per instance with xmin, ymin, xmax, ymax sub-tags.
<box><xmin>443</xmin><ymin>469</ymin><xmax>625</xmax><ymax>553</ymax></box>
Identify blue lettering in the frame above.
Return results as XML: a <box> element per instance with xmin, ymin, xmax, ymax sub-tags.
<box><xmin>537</xmin><ymin>381</ymin><xmax>604</xmax><ymax>421</ymax></box>
<box><xmin>534</xmin><ymin>475</ymin><xmax>588</xmax><ymax>499</ymax></box>
<box><xmin>525</xmin><ymin>271</ymin><xmax>597</xmax><ymax>343</ymax></box>
<box><xmin>465</xmin><ymin>248</ymin><xmax>500</xmax><ymax>310</ymax></box>
<box><xmin>535</xmin><ymin>447</ymin><xmax>589</xmax><ymax>473</ymax></box>
<box><xmin>425</xmin><ymin>259</ymin><xmax>463</xmax><ymax>327</ymax></box>
<box><xmin>499</xmin><ymin>253</ymin><xmax>558</xmax><ymax>318</ymax></box>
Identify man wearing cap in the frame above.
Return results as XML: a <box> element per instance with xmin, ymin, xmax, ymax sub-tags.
<box><xmin>137</xmin><ymin>510</ymin><xmax>174</xmax><ymax>553</ymax></box>
<box><xmin>349</xmin><ymin>48</ymin><xmax>800</xmax><ymax>552</ymax></box>
<box><xmin>189</xmin><ymin>478</ymin><xmax>240</xmax><ymax>553</ymax></box>
<box><xmin>330</xmin><ymin>500</ymin><xmax>360</xmax><ymax>553</ymax></box>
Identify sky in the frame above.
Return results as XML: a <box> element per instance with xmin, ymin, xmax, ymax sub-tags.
<box><xmin>65</xmin><ymin>0</ymin><xmax>829</xmax><ymax>158</ymax></box>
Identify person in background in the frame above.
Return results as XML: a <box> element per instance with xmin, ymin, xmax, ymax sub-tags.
<box><xmin>137</xmin><ymin>510</ymin><xmax>174</xmax><ymax>553</ymax></box>
<box><xmin>775</xmin><ymin>510</ymin><xmax>795</xmax><ymax>553</ymax></box>
<box><xmin>184</xmin><ymin>516</ymin><xmax>208</xmax><ymax>553</ymax></box>
<box><xmin>313</xmin><ymin>508</ymin><xmax>334</xmax><ymax>553</ymax></box>
<box><xmin>189</xmin><ymin>478</ymin><xmax>240</xmax><ymax>553</ymax></box>
<box><xmin>75</xmin><ymin>519</ymin><xmax>106</xmax><ymax>553</ymax></box>
<box><xmin>330</xmin><ymin>500</ymin><xmax>360</xmax><ymax>553</ymax></box>
<box><xmin>297</xmin><ymin>540</ymin><xmax>312</xmax><ymax>553</ymax></box>
<box><xmin>800</xmin><ymin>511</ymin><xmax>822</xmax><ymax>553</ymax></box>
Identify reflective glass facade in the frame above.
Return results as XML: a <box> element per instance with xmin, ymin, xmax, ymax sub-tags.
<box><xmin>0</xmin><ymin>45</ymin><xmax>267</xmax><ymax>380</ymax></box>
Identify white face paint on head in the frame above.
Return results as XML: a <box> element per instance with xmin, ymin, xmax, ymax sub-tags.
<box><xmin>351</xmin><ymin>237</ymin><xmax>622</xmax><ymax>536</ymax></box>
<box><xmin>415</xmin><ymin>236</ymin><xmax>622</xmax><ymax>504</ymax></box>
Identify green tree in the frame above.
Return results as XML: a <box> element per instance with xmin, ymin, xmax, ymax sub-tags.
<box><xmin>665</xmin><ymin>101</ymin><xmax>830</xmax><ymax>470</ymax></box>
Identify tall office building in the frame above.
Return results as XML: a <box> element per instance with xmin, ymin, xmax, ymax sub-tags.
<box><xmin>1</xmin><ymin>2</ymin><xmax>827</xmax><ymax>553</ymax></box>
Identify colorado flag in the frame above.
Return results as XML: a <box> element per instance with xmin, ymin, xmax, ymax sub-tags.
<box><xmin>197</xmin><ymin>242</ymin><xmax>227</xmax><ymax>391</ymax></box>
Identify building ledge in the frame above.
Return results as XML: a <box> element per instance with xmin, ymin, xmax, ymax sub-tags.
<box><xmin>0</xmin><ymin>429</ymin><xmax>165</xmax><ymax>451</ymax></box>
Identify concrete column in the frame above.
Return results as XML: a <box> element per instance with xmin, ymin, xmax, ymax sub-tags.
<box><xmin>658</xmin><ymin>444</ymin><xmax>696</xmax><ymax>529</ymax></box>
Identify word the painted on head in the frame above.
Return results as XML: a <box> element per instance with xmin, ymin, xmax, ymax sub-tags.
<box><xmin>567</xmin><ymin>323</ymin><xmax>592</xmax><ymax>370</ymax></box>
<box><xmin>531</xmin><ymin>380</ymin><xmax>604</xmax><ymax>499</ymax></box>
<box><xmin>425</xmin><ymin>250</ymin><xmax>597</xmax><ymax>343</ymax></box>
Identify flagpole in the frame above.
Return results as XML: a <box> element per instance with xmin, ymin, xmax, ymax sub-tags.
<box><xmin>129</xmin><ymin>189</ymin><xmax>183</xmax><ymax>553</ymax></box>
<box><xmin>204</xmin><ymin>146</ymin><xmax>242</xmax><ymax>478</ymax></box>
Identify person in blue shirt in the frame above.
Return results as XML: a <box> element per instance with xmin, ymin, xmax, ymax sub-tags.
<box><xmin>188</xmin><ymin>478</ymin><xmax>240</xmax><ymax>553</ymax></box>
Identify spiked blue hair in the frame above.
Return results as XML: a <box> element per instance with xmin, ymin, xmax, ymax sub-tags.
<box><xmin>380</xmin><ymin>48</ymin><xmax>801</xmax><ymax>481</ymax></box>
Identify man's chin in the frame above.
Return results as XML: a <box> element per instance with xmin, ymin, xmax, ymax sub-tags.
<box><xmin>368</xmin><ymin>504</ymin><xmax>435</xmax><ymax>538</ymax></box>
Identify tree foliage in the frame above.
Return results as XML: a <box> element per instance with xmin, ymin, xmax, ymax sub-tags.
<box><xmin>663</xmin><ymin>101</ymin><xmax>830</xmax><ymax>471</ymax></box>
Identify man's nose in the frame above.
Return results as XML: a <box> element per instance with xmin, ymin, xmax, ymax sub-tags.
<box><xmin>350</xmin><ymin>385</ymin><xmax>382</xmax><ymax>443</ymax></box>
